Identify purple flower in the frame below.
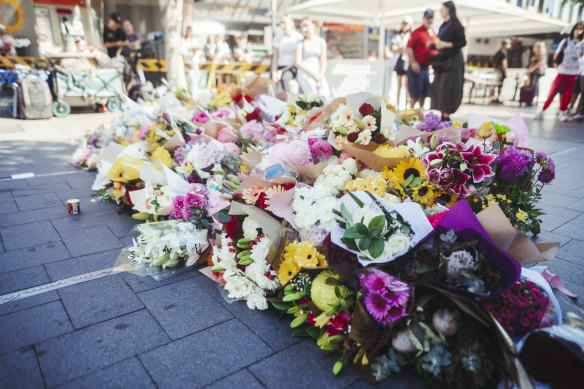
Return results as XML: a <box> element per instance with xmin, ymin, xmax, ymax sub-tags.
<box><xmin>307</xmin><ymin>138</ymin><xmax>332</xmax><ymax>163</ymax></box>
<box><xmin>173</xmin><ymin>146</ymin><xmax>186</xmax><ymax>164</ymax></box>
<box><xmin>498</xmin><ymin>147</ymin><xmax>534</xmax><ymax>181</ymax></box>
<box><xmin>360</xmin><ymin>270</ymin><xmax>409</xmax><ymax>325</ymax></box>
<box><xmin>416</xmin><ymin>112</ymin><xmax>451</xmax><ymax>132</ymax></box>
<box><xmin>364</xmin><ymin>293</ymin><xmax>393</xmax><ymax>322</ymax></box>
<box><xmin>170</xmin><ymin>189</ymin><xmax>207</xmax><ymax>220</ymax></box>
<box><xmin>536</xmin><ymin>151</ymin><xmax>555</xmax><ymax>184</ymax></box>
<box><xmin>460</xmin><ymin>144</ymin><xmax>496</xmax><ymax>183</ymax></box>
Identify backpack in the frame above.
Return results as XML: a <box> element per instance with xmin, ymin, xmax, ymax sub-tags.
<box><xmin>18</xmin><ymin>74</ymin><xmax>53</xmax><ymax>119</ymax></box>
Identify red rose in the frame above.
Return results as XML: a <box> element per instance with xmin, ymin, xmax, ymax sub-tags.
<box><xmin>359</xmin><ymin>103</ymin><xmax>375</xmax><ymax>116</ymax></box>
<box><xmin>245</xmin><ymin>107</ymin><xmax>262</xmax><ymax>122</ymax></box>
<box><xmin>373</xmin><ymin>133</ymin><xmax>386</xmax><ymax>144</ymax></box>
<box><xmin>225</xmin><ymin>216</ymin><xmax>243</xmax><ymax>239</ymax></box>
<box><xmin>346</xmin><ymin>132</ymin><xmax>358</xmax><ymax>143</ymax></box>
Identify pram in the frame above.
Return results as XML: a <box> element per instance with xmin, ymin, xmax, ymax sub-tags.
<box><xmin>48</xmin><ymin>53</ymin><xmax>126</xmax><ymax>117</ymax></box>
<box><xmin>0</xmin><ymin>64</ymin><xmax>53</xmax><ymax>119</ymax></box>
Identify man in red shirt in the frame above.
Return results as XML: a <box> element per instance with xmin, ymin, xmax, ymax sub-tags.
<box><xmin>406</xmin><ymin>9</ymin><xmax>437</xmax><ymax>109</ymax></box>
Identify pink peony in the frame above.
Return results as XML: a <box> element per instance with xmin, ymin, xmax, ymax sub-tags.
<box><xmin>269</xmin><ymin>140</ymin><xmax>312</xmax><ymax>166</ymax></box>
<box><xmin>217</xmin><ymin>127</ymin><xmax>238</xmax><ymax>143</ymax></box>
<box><xmin>192</xmin><ymin>112</ymin><xmax>210</xmax><ymax>123</ymax></box>
<box><xmin>308</xmin><ymin>137</ymin><xmax>333</xmax><ymax>163</ymax></box>
<box><xmin>240</xmin><ymin>120</ymin><xmax>264</xmax><ymax>137</ymax></box>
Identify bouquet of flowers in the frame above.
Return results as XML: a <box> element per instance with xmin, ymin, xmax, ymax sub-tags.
<box><xmin>128</xmin><ymin>220</ymin><xmax>209</xmax><ymax>268</ymax></box>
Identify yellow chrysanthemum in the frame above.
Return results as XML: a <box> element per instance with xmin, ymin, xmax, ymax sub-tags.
<box><xmin>452</xmin><ymin>120</ymin><xmax>463</xmax><ymax>128</ymax></box>
<box><xmin>411</xmin><ymin>182</ymin><xmax>435</xmax><ymax>207</ymax></box>
<box><xmin>390</xmin><ymin>158</ymin><xmax>426</xmax><ymax>186</ymax></box>
<box><xmin>210</xmin><ymin>91</ymin><xmax>232</xmax><ymax>108</ymax></box>
<box><xmin>374</xmin><ymin>144</ymin><xmax>410</xmax><ymax>158</ymax></box>
<box><xmin>277</xmin><ymin>260</ymin><xmax>300</xmax><ymax>285</ymax></box>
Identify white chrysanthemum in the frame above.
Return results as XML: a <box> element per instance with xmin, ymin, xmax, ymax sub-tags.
<box><xmin>249</xmin><ymin>237</ymin><xmax>270</xmax><ymax>263</ymax></box>
<box><xmin>360</xmin><ymin>169</ymin><xmax>378</xmax><ymax>179</ymax></box>
<box><xmin>246</xmin><ymin>293</ymin><xmax>269</xmax><ymax>310</ymax></box>
<box><xmin>242</xmin><ymin>217</ymin><xmax>262</xmax><ymax>240</ymax></box>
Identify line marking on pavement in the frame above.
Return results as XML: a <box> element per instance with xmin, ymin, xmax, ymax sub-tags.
<box><xmin>0</xmin><ymin>264</ymin><xmax>134</xmax><ymax>305</ymax></box>
<box><xmin>0</xmin><ymin>169</ymin><xmax>85</xmax><ymax>181</ymax></box>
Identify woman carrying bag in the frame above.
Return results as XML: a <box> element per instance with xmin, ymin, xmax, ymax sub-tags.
<box><xmin>430</xmin><ymin>1</ymin><xmax>467</xmax><ymax>121</ymax></box>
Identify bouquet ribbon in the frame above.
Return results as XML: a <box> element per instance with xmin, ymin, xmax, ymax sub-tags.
<box><xmin>541</xmin><ymin>269</ymin><xmax>578</xmax><ymax>298</ymax></box>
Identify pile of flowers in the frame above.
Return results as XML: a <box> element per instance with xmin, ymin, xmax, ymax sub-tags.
<box><xmin>70</xmin><ymin>83</ymin><xmax>569</xmax><ymax>388</ymax></box>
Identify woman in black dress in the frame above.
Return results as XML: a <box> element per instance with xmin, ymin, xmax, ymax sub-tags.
<box><xmin>430</xmin><ymin>1</ymin><xmax>467</xmax><ymax>121</ymax></box>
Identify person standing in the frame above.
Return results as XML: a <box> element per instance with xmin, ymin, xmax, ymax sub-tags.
<box><xmin>429</xmin><ymin>1</ymin><xmax>466</xmax><ymax>121</ymax></box>
<box><xmin>123</xmin><ymin>20</ymin><xmax>140</xmax><ymax>51</ymax></box>
<box><xmin>0</xmin><ymin>24</ymin><xmax>16</xmax><ymax>56</ymax></box>
<box><xmin>181</xmin><ymin>26</ymin><xmax>202</xmax><ymax>95</ymax></box>
<box><xmin>233</xmin><ymin>32</ymin><xmax>253</xmax><ymax>64</ymax></box>
<box><xmin>406</xmin><ymin>9</ymin><xmax>436</xmax><ymax>109</ymax></box>
<box><xmin>535</xmin><ymin>22</ymin><xmax>584</xmax><ymax>121</ymax></box>
<box><xmin>103</xmin><ymin>12</ymin><xmax>126</xmax><ymax>58</ymax></box>
<box><xmin>491</xmin><ymin>39</ymin><xmax>512</xmax><ymax>104</ymax></box>
<box><xmin>295</xmin><ymin>17</ymin><xmax>330</xmax><ymax>97</ymax></box>
<box><xmin>390</xmin><ymin>16</ymin><xmax>413</xmax><ymax>109</ymax></box>
<box><xmin>272</xmin><ymin>14</ymin><xmax>303</xmax><ymax>92</ymax></box>
<box><xmin>526</xmin><ymin>41</ymin><xmax>547</xmax><ymax>105</ymax></box>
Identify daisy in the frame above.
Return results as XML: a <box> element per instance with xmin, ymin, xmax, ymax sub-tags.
<box><xmin>358</xmin><ymin>129</ymin><xmax>372</xmax><ymax>146</ymax></box>
<box><xmin>362</xmin><ymin>115</ymin><xmax>377</xmax><ymax>132</ymax></box>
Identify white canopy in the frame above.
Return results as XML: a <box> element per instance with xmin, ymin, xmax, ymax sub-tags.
<box><xmin>284</xmin><ymin>0</ymin><xmax>570</xmax><ymax>37</ymax></box>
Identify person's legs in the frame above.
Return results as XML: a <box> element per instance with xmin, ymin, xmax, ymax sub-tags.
<box><xmin>407</xmin><ymin>67</ymin><xmax>423</xmax><ymax>109</ymax></box>
<box><xmin>542</xmin><ymin>74</ymin><xmax>568</xmax><ymax>111</ymax></box>
<box><xmin>559</xmin><ymin>75</ymin><xmax>578</xmax><ymax>112</ymax></box>
<box><xmin>404</xmin><ymin>74</ymin><xmax>410</xmax><ymax>107</ymax></box>
<box><xmin>396</xmin><ymin>74</ymin><xmax>403</xmax><ymax>109</ymax></box>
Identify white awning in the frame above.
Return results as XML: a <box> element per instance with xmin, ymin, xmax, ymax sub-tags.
<box><xmin>283</xmin><ymin>0</ymin><xmax>570</xmax><ymax>37</ymax></box>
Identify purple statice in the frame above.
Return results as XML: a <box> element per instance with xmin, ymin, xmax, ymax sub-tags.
<box><xmin>498</xmin><ymin>147</ymin><xmax>533</xmax><ymax>181</ymax></box>
<box><xmin>360</xmin><ymin>269</ymin><xmax>410</xmax><ymax>326</ymax></box>
<box><xmin>307</xmin><ymin>137</ymin><xmax>332</xmax><ymax>164</ymax></box>
<box><xmin>535</xmin><ymin>151</ymin><xmax>556</xmax><ymax>184</ymax></box>
<box><xmin>416</xmin><ymin>112</ymin><xmax>451</xmax><ymax>132</ymax></box>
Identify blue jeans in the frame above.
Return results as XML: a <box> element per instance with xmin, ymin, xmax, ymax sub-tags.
<box><xmin>407</xmin><ymin>66</ymin><xmax>430</xmax><ymax>99</ymax></box>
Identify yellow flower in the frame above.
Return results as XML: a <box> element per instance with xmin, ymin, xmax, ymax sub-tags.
<box><xmin>277</xmin><ymin>260</ymin><xmax>300</xmax><ymax>285</ymax></box>
<box><xmin>184</xmin><ymin>163</ymin><xmax>194</xmax><ymax>175</ymax></box>
<box><xmin>411</xmin><ymin>182</ymin><xmax>434</xmax><ymax>206</ymax></box>
<box><xmin>314</xmin><ymin>313</ymin><xmax>331</xmax><ymax>328</ymax></box>
<box><xmin>374</xmin><ymin>144</ymin><xmax>410</xmax><ymax>158</ymax></box>
<box><xmin>516</xmin><ymin>209</ymin><xmax>528</xmax><ymax>223</ymax></box>
<box><xmin>210</xmin><ymin>91</ymin><xmax>232</xmax><ymax>108</ymax></box>
<box><xmin>151</xmin><ymin>146</ymin><xmax>173</xmax><ymax>168</ymax></box>
<box><xmin>111</xmin><ymin>181</ymin><xmax>126</xmax><ymax>199</ymax></box>
<box><xmin>435</xmin><ymin>190</ymin><xmax>458</xmax><ymax>208</ymax></box>
<box><xmin>478</xmin><ymin>123</ymin><xmax>494</xmax><ymax>139</ymax></box>
<box><xmin>106</xmin><ymin>155</ymin><xmax>147</xmax><ymax>183</ymax></box>
<box><xmin>371</xmin><ymin>175</ymin><xmax>388</xmax><ymax>191</ymax></box>
<box><xmin>452</xmin><ymin>120</ymin><xmax>463</xmax><ymax>128</ymax></box>
<box><xmin>282</xmin><ymin>241</ymin><xmax>327</xmax><ymax>268</ymax></box>
<box><xmin>390</xmin><ymin>158</ymin><xmax>426</xmax><ymax>186</ymax></box>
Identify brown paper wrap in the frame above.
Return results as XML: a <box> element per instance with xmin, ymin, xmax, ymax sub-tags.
<box><xmin>396</xmin><ymin>108</ymin><xmax>423</xmax><ymax>123</ymax></box>
<box><xmin>234</xmin><ymin>76</ymin><xmax>276</xmax><ymax>98</ymax></box>
<box><xmin>304</xmin><ymin>97</ymin><xmax>346</xmax><ymax>131</ymax></box>
<box><xmin>292</xmin><ymin>161</ymin><xmax>330</xmax><ymax>184</ymax></box>
<box><xmin>343</xmin><ymin>142</ymin><xmax>408</xmax><ymax>172</ymax></box>
<box><xmin>477</xmin><ymin>203</ymin><xmax>560</xmax><ymax>265</ymax></box>
<box><xmin>163</xmin><ymin>132</ymin><xmax>186</xmax><ymax>152</ymax></box>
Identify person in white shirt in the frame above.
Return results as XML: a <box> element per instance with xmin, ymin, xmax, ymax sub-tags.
<box><xmin>294</xmin><ymin>17</ymin><xmax>330</xmax><ymax>98</ymax></box>
<box><xmin>388</xmin><ymin>16</ymin><xmax>413</xmax><ymax>109</ymax></box>
<box><xmin>535</xmin><ymin>22</ymin><xmax>584</xmax><ymax>121</ymax></box>
<box><xmin>272</xmin><ymin>14</ymin><xmax>303</xmax><ymax>92</ymax></box>
<box><xmin>181</xmin><ymin>26</ymin><xmax>202</xmax><ymax>95</ymax></box>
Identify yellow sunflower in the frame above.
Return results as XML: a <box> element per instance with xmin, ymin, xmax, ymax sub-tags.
<box><xmin>390</xmin><ymin>158</ymin><xmax>426</xmax><ymax>186</ymax></box>
<box><xmin>277</xmin><ymin>260</ymin><xmax>300</xmax><ymax>285</ymax></box>
<box><xmin>435</xmin><ymin>190</ymin><xmax>458</xmax><ymax>208</ymax></box>
<box><xmin>411</xmin><ymin>182</ymin><xmax>435</xmax><ymax>207</ymax></box>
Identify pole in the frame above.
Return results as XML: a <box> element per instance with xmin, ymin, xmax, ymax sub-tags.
<box><xmin>271</xmin><ymin>0</ymin><xmax>277</xmax><ymax>74</ymax></box>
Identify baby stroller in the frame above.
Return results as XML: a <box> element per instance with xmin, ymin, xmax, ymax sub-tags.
<box><xmin>2</xmin><ymin>63</ymin><xmax>53</xmax><ymax>120</ymax></box>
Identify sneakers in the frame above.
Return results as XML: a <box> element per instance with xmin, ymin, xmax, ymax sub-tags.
<box><xmin>559</xmin><ymin>111</ymin><xmax>568</xmax><ymax>122</ymax></box>
<box><xmin>534</xmin><ymin>110</ymin><xmax>544</xmax><ymax>120</ymax></box>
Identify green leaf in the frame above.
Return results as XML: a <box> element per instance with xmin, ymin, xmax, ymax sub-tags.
<box><xmin>347</xmin><ymin>191</ymin><xmax>365</xmax><ymax>208</ymax></box>
<box><xmin>368</xmin><ymin>215</ymin><xmax>386</xmax><ymax>236</ymax></box>
<box><xmin>343</xmin><ymin>238</ymin><xmax>359</xmax><ymax>251</ymax></box>
<box><xmin>358</xmin><ymin>236</ymin><xmax>372</xmax><ymax>251</ymax></box>
<box><xmin>340</xmin><ymin>203</ymin><xmax>353</xmax><ymax>223</ymax></box>
<box><xmin>411</xmin><ymin>177</ymin><xmax>426</xmax><ymax>187</ymax></box>
<box><xmin>325</xmin><ymin>277</ymin><xmax>342</xmax><ymax>286</ymax></box>
<box><xmin>307</xmin><ymin>326</ymin><xmax>321</xmax><ymax>339</ymax></box>
<box><xmin>369</xmin><ymin>238</ymin><xmax>385</xmax><ymax>258</ymax></box>
<box><xmin>343</xmin><ymin>226</ymin><xmax>362</xmax><ymax>239</ymax></box>
<box><xmin>271</xmin><ymin>302</ymin><xmax>290</xmax><ymax>310</ymax></box>
<box><xmin>404</xmin><ymin>174</ymin><xmax>414</xmax><ymax>186</ymax></box>
<box><xmin>292</xmin><ymin>327</ymin><xmax>309</xmax><ymax>337</ymax></box>
<box><xmin>355</xmin><ymin>223</ymin><xmax>369</xmax><ymax>236</ymax></box>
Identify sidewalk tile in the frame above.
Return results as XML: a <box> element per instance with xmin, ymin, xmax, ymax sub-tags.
<box><xmin>345</xmin><ymin>374</ymin><xmax>425</xmax><ymax>388</ymax></box>
<box><xmin>51</xmin><ymin>211</ymin><xmax>139</xmax><ymax>238</ymax></box>
<box><xmin>37</xmin><ymin>310</ymin><xmax>169</xmax><ymax>388</ymax></box>
<box><xmin>0</xmin><ymin>349</ymin><xmax>44</xmax><ymax>389</ymax></box>
<box><xmin>222</xmin><ymin>300</ymin><xmax>300</xmax><ymax>352</ymax></box>
<box><xmin>45</xmin><ymin>249</ymin><xmax>120</xmax><ymax>281</ymax></box>
<box><xmin>0</xmin><ymin>221</ymin><xmax>61</xmax><ymax>251</ymax></box>
<box><xmin>0</xmin><ymin>291</ymin><xmax>60</xmax><ymax>317</ymax></box>
<box><xmin>10</xmin><ymin>183</ymin><xmax>64</xmax><ymax>198</ymax></box>
<box><xmin>0</xmin><ymin>191</ymin><xmax>13</xmax><ymax>204</ymax></box>
<box><xmin>138</xmin><ymin>278</ymin><xmax>232</xmax><ymax>339</ymax></box>
<box><xmin>553</xmin><ymin>213</ymin><xmax>584</xmax><ymax>240</ymax></box>
<box><xmin>209</xmin><ymin>369</ymin><xmax>264</xmax><ymax>389</ymax></box>
<box><xmin>0</xmin><ymin>241</ymin><xmax>70</xmax><ymax>274</ymax></box>
<box><xmin>249</xmin><ymin>341</ymin><xmax>358</xmax><ymax>389</ymax></box>
<box><xmin>529</xmin><ymin>230</ymin><xmax>572</xmax><ymax>247</ymax></box>
<box><xmin>139</xmin><ymin>319</ymin><xmax>270</xmax><ymax>388</ymax></box>
<box><xmin>0</xmin><ymin>206</ymin><xmax>65</xmax><ymax>228</ymax></box>
<box><xmin>0</xmin><ymin>201</ymin><xmax>18</xmax><ymax>215</ymax></box>
<box><xmin>59</xmin><ymin>274</ymin><xmax>144</xmax><ymax>329</ymax></box>
<box><xmin>56</xmin><ymin>357</ymin><xmax>155</xmax><ymax>389</ymax></box>
<box><xmin>555</xmin><ymin>239</ymin><xmax>584</xmax><ymax>265</ymax></box>
<box><xmin>14</xmin><ymin>192</ymin><xmax>63</xmax><ymax>211</ymax></box>
<box><xmin>61</xmin><ymin>225</ymin><xmax>123</xmax><ymax>257</ymax></box>
<box><xmin>0</xmin><ymin>301</ymin><xmax>73</xmax><ymax>354</ymax></box>
<box><xmin>0</xmin><ymin>180</ymin><xmax>28</xmax><ymax>191</ymax></box>
<box><xmin>121</xmin><ymin>268</ymin><xmax>198</xmax><ymax>294</ymax></box>
<box><xmin>0</xmin><ymin>266</ymin><xmax>49</xmax><ymax>295</ymax></box>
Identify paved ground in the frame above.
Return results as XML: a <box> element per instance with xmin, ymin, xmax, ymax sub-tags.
<box><xmin>0</xmin><ymin>99</ymin><xmax>583</xmax><ymax>389</ymax></box>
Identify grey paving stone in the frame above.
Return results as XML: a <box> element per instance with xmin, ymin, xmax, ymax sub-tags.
<box><xmin>248</xmin><ymin>340</ymin><xmax>359</xmax><ymax>389</ymax></box>
<box><xmin>529</xmin><ymin>230</ymin><xmax>572</xmax><ymax>247</ymax></box>
<box><xmin>0</xmin><ymin>179</ymin><xmax>29</xmax><ymax>191</ymax></box>
<box><xmin>555</xmin><ymin>239</ymin><xmax>584</xmax><ymax>265</ymax></box>
<box><xmin>65</xmin><ymin>174</ymin><xmax>98</xmax><ymax>189</ymax></box>
<box><xmin>0</xmin><ymin>266</ymin><xmax>49</xmax><ymax>295</ymax></box>
<box><xmin>25</xmin><ymin>175</ymin><xmax>71</xmax><ymax>188</ymax></box>
<box><xmin>0</xmin><ymin>191</ymin><xmax>13</xmax><ymax>204</ymax></box>
<box><xmin>0</xmin><ymin>201</ymin><xmax>18</xmax><ymax>215</ymax></box>
<box><xmin>55</xmin><ymin>357</ymin><xmax>155</xmax><ymax>389</ymax></box>
<box><xmin>0</xmin><ymin>206</ymin><xmax>65</xmax><ymax>228</ymax></box>
<box><xmin>51</xmin><ymin>211</ymin><xmax>140</xmax><ymax>238</ymax></box>
<box><xmin>0</xmin><ymin>238</ymin><xmax>3</xmax><ymax>253</ymax></box>
<box><xmin>121</xmin><ymin>268</ymin><xmax>198</xmax><ymax>294</ymax></box>
<box><xmin>138</xmin><ymin>278</ymin><xmax>232</xmax><ymax>340</ymax></box>
<box><xmin>567</xmin><ymin>198</ymin><xmax>584</xmax><ymax>212</ymax></box>
<box><xmin>553</xmin><ymin>213</ymin><xmax>584</xmax><ymax>240</ymax></box>
<box><xmin>0</xmin><ymin>290</ymin><xmax>60</xmax><ymax>317</ymax></box>
<box><xmin>539</xmin><ymin>191</ymin><xmax>582</xmax><ymax>209</ymax></box>
<box><xmin>45</xmin><ymin>249</ymin><xmax>120</xmax><ymax>281</ymax></box>
<box><xmin>221</xmin><ymin>300</ymin><xmax>300</xmax><ymax>352</ymax></box>
<box><xmin>61</xmin><ymin>225</ymin><xmax>123</xmax><ymax>257</ymax></box>
<box><xmin>543</xmin><ymin>258</ymin><xmax>584</xmax><ymax>312</ymax></box>
<box><xmin>0</xmin><ymin>221</ymin><xmax>61</xmax><ymax>251</ymax></box>
<box><xmin>345</xmin><ymin>373</ymin><xmax>426</xmax><ymax>388</ymax></box>
<box><xmin>194</xmin><ymin>272</ymin><xmax>226</xmax><ymax>303</ymax></box>
<box><xmin>10</xmin><ymin>184</ymin><xmax>64</xmax><ymax>198</ymax></box>
<box><xmin>37</xmin><ymin>310</ymin><xmax>169</xmax><ymax>388</ymax></box>
<box><xmin>0</xmin><ymin>301</ymin><xmax>73</xmax><ymax>354</ymax></box>
<box><xmin>0</xmin><ymin>241</ymin><xmax>71</xmax><ymax>274</ymax></box>
<box><xmin>139</xmin><ymin>319</ymin><xmax>271</xmax><ymax>388</ymax></box>
<box><xmin>14</xmin><ymin>192</ymin><xmax>63</xmax><ymax>211</ymax></box>
<box><xmin>206</xmin><ymin>369</ymin><xmax>264</xmax><ymax>389</ymax></box>
<box><xmin>538</xmin><ymin>203</ymin><xmax>581</xmax><ymax>232</ymax></box>
<box><xmin>0</xmin><ymin>348</ymin><xmax>45</xmax><ymax>389</ymax></box>
<box><xmin>59</xmin><ymin>274</ymin><xmax>144</xmax><ymax>329</ymax></box>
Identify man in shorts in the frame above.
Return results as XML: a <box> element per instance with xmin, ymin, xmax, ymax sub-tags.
<box><xmin>491</xmin><ymin>39</ymin><xmax>512</xmax><ymax>104</ymax></box>
<box><xmin>406</xmin><ymin>9</ymin><xmax>437</xmax><ymax>109</ymax></box>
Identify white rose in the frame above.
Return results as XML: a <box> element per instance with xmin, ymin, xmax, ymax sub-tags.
<box><xmin>246</xmin><ymin>294</ymin><xmax>268</xmax><ymax>310</ymax></box>
<box><xmin>352</xmin><ymin>206</ymin><xmax>384</xmax><ymax>228</ymax></box>
<box><xmin>385</xmin><ymin>233</ymin><xmax>411</xmax><ymax>257</ymax></box>
<box><xmin>504</xmin><ymin>131</ymin><xmax>516</xmax><ymax>144</ymax></box>
<box><xmin>383</xmin><ymin>193</ymin><xmax>403</xmax><ymax>204</ymax></box>
<box><xmin>381</xmin><ymin>124</ymin><xmax>396</xmax><ymax>140</ymax></box>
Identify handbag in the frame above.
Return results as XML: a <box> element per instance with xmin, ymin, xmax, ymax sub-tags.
<box><xmin>554</xmin><ymin>39</ymin><xmax>566</xmax><ymax>66</ymax></box>
<box><xmin>431</xmin><ymin>53</ymin><xmax>453</xmax><ymax>73</ymax></box>
<box><xmin>394</xmin><ymin>55</ymin><xmax>408</xmax><ymax>73</ymax></box>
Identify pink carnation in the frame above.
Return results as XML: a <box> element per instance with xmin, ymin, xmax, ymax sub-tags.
<box><xmin>192</xmin><ymin>112</ymin><xmax>210</xmax><ymax>124</ymax></box>
<box><xmin>308</xmin><ymin>137</ymin><xmax>333</xmax><ymax>163</ymax></box>
<box><xmin>211</xmin><ymin>108</ymin><xmax>231</xmax><ymax>119</ymax></box>
<box><xmin>217</xmin><ymin>127</ymin><xmax>238</xmax><ymax>143</ymax></box>
<box><xmin>240</xmin><ymin>120</ymin><xmax>264</xmax><ymax>137</ymax></box>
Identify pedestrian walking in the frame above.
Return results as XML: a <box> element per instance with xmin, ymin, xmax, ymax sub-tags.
<box><xmin>103</xmin><ymin>12</ymin><xmax>126</xmax><ymax>58</ymax></box>
<box><xmin>405</xmin><ymin>9</ymin><xmax>437</xmax><ymax>109</ymax></box>
<box><xmin>294</xmin><ymin>17</ymin><xmax>330</xmax><ymax>97</ymax></box>
<box><xmin>272</xmin><ymin>14</ymin><xmax>303</xmax><ymax>93</ymax></box>
<box><xmin>389</xmin><ymin>16</ymin><xmax>413</xmax><ymax>110</ymax></box>
<box><xmin>491</xmin><ymin>39</ymin><xmax>512</xmax><ymax>104</ymax></box>
<box><xmin>525</xmin><ymin>41</ymin><xmax>547</xmax><ymax>105</ymax></box>
<box><xmin>535</xmin><ymin>22</ymin><xmax>584</xmax><ymax>121</ymax></box>
<box><xmin>430</xmin><ymin>1</ymin><xmax>467</xmax><ymax>121</ymax></box>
